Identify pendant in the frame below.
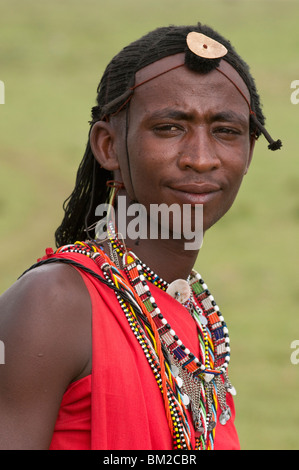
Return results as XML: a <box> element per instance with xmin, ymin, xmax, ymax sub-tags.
<box><xmin>171</xmin><ymin>364</ymin><xmax>180</xmax><ymax>377</ymax></box>
<box><xmin>176</xmin><ymin>376</ymin><xmax>183</xmax><ymax>388</ymax></box>
<box><xmin>182</xmin><ymin>394</ymin><xmax>190</xmax><ymax>406</ymax></box>
<box><xmin>208</xmin><ymin>420</ymin><xmax>216</xmax><ymax>431</ymax></box>
<box><xmin>166</xmin><ymin>279</ymin><xmax>191</xmax><ymax>304</ymax></box>
<box><xmin>194</xmin><ymin>305</ymin><xmax>208</xmax><ymax>326</ymax></box>
<box><xmin>203</xmin><ymin>373</ymin><xmax>215</xmax><ymax>383</ymax></box>
<box><xmin>195</xmin><ymin>427</ymin><xmax>204</xmax><ymax>438</ymax></box>
<box><xmin>226</xmin><ymin>384</ymin><xmax>237</xmax><ymax>396</ymax></box>
<box><xmin>219</xmin><ymin>406</ymin><xmax>231</xmax><ymax>425</ymax></box>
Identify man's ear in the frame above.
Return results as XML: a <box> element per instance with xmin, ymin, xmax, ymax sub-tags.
<box><xmin>90</xmin><ymin>121</ymin><xmax>120</xmax><ymax>171</ymax></box>
<box><xmin>244</xmin><ymin>135</ymin><xmax>256</xmax><ymax>175</ymax></box>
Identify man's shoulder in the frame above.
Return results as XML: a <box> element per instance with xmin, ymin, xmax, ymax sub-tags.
<box><xmin>14</xmin><ymin>260</ymin><xmax>91</xmax><ymax>310</ymax></box>
<box><xmin>0</xmin><ymin>261</ymin><xmax>92</xmax><ymax>379</ymax></box>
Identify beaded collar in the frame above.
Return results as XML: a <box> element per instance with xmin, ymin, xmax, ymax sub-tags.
<box><xmin>54</xmin><ymin>228</ymin><xmax>236</xmax><ymax>450</ymax></box>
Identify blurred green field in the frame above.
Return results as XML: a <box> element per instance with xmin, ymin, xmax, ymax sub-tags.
<box><xmin>0</xmin><ymin>0</ymin><xmax>298</xmax><ymax>450</ymax></box>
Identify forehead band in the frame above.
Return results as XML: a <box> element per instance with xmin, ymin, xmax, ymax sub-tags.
<box><xmin>104</xmin><ymin>32</ymin><xmax>281</xmax><ymax>151</ymax></box>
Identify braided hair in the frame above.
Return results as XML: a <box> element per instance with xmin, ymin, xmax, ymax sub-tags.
<box><xmin>55</xmin><ymin>22</ymin><xmax>277</xmax><ymax>247</ymax></box>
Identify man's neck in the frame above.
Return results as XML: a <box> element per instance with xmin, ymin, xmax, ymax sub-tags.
<box><xmin>109</xmin><ymin>214</ymin><xmax>200</xmax><ymax>284</ymax></box>
<box><xmin>100</xmin><ymin>192</ymin><xmax>203</xmax><ymax>283</ymax></box>
<box><xmin>125</xmin><ymin>235</ymin><xmax>199</xmax><ymax>284</ymax></box>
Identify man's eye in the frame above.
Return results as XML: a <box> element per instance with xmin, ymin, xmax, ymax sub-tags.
<box><xmin>214</xmin><ymin>127</ymin><xmax>241</xmax><ymax>135</ymax></box>
<box><xmin>153</xmin><ymin>124</ymin><xmax>183</xmax><ymax>134</ymax></box>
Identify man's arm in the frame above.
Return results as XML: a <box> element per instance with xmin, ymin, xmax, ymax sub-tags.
<box><xmin>0</xmin><ymin>263</ymin><xmax>92</xmax><ymax>449</ymax></box>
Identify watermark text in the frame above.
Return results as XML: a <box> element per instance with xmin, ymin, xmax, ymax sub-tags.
<box><xmin>290</xmin><ymin>340</ymin><xmax>299</xmax><ymax>365</ymax></box>
<box><xmin>0</xmin><ymin>80</ymin><xmax>4</xmax><ymax>104</ymax></box>
<box><xmin>0</xmin><ymin>340</ymin><xmax>4</xmax><ymax>364</ymax></box>
<box><xmin>95</xmin><ymin>196</ymin><xmax>203</xmax><ymax>250</ymax></box>
<box><xmin>290</xmin><ymin>80</ymin><xmax>299</xmax><ymax>104</ymax></box>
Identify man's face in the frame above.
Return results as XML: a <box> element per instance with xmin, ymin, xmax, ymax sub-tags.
<box><xmin>114</xmin><ymin>54</ymin><xmax>255</xmax><ymax>233</ymax></box>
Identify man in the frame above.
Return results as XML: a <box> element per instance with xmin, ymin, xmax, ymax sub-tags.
<box><xmin>0</xmin><ymin>22</ymin><xmax>281</xmax><ymax>450</ymax></box>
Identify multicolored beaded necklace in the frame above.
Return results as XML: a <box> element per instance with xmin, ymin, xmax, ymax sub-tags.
<box><xmin>54</xmin><ymin>224</ymin><xmax>236</xmax><ymax>450</ymax></box>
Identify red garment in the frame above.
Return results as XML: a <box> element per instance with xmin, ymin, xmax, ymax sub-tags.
<box><xmin>48</xmin><ymin>251</ymin><xmax>240</xmax><ymax>450</ymax></box>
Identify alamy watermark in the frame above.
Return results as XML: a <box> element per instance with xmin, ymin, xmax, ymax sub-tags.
<box><xmin>0</xmin><ymin>80</ymin><xmax>4</xmax><ymax>104</ymax></box>
<box><xmin>0</xmin><ymin>341</ymin><xmax>4</xmax><ymax>364</ymax></box>
<box><xmin>94</xmin><ymin>196</ymin><xmax>203</xmax><ymax>250</ymax></box>
<box><xmin>290</xmin><ymin>80</ymin><xmax>299</xmax><ymax>104</ymax></box>
<box><xmin>290</xmin><ymin>340</ymin><xmax>299</xmax><ymax>365</ymax></box>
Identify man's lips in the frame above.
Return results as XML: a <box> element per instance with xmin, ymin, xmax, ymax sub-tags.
<box><xmin>168</xmin><ymin>182</ymin><xmax>221</xmax><ymax>204</ymax></box>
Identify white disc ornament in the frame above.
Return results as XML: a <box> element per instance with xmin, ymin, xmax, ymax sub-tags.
<box><xmin>166</xmin><ymin>279</ymin><xmax>191</xmax><ymax>303</ymax></box>
<box><xmin>186</xmin><ymin>32</ymin><xmax>228</xmax><ymax>59</ymax></box>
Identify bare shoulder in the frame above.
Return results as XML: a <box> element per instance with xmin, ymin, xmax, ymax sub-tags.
<box><xmin>0</xmin><ymin>261</ymin><xmax>92</xmax><ymax>382</ymax></box>
<box><xmin>0</xmin><ymin>262</ymin><xmax>92</xmax><ymax>449</ymax></box>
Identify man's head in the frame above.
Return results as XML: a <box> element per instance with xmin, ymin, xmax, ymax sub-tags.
<box><xmin>55</xmin><ymin>22</ymin><xmax>281</xmax><ymax>247</ymax></box>
<box><xmin>90</xmin><ymin>23</ymin><xmax>265</xmax><ymax>132</ymax></box>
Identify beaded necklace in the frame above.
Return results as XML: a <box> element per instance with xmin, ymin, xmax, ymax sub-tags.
<box><xmin>106</xmin><ymin>224</ymin><xmax>235</xmax><ymax>419</ymax></box>
<box><xmin>55</xmin><ymin>227</ymin><xmax>236</xmax><ymax>450</ymax></box>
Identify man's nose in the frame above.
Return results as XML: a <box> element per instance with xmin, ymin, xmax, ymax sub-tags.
<box><xmin>177</xmin><ymin>128</ymin><xmax>221</xmax><ymax>172</ymax></box>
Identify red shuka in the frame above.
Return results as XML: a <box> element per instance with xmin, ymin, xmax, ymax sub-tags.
<box><xmin>48</xmin><ymin>251</ymin><xmax>240</xmax><ymax>450</ymax></box>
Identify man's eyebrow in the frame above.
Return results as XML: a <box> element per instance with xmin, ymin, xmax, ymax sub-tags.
<box><xmin>147</xmin><ymin>108</ymin><xmax>194</xmax><ymax>121</ymax></box>
<box><xmin>211</xmin><ymin>111</ymin><xmax>249</xmax><ymax>126</ymax></box>
<box><xmin>147</xmin><ymin>108</ymin><xmax>249</xmax><ymax>126</ymax></box>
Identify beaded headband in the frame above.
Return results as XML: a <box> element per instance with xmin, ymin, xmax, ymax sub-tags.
<box><xmin>104</xmin><ymin>32</ymin><xmax>281</xmax><ymax>151</ymax></box>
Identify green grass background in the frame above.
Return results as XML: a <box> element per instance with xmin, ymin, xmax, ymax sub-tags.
<box><xmin>0</xmin><ymin>0</ymin><xmax>298</xmax><ymax>450</ymax></box>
